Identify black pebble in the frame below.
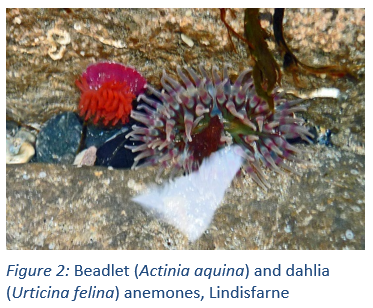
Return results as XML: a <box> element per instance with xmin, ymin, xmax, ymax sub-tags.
<box><xmin>36</xmin><ymin>112</ymin><xmax>83</xmax><ymax>164</ymax></box>
<box><xmin>85</xmin><ymin>124</ymin><xmax>122</xmax><ymax>148</ymax></box>
<box><xmin>95</xmin><ymin>131</ymin><xmax>141</xmax><ymax>169</ymax></box>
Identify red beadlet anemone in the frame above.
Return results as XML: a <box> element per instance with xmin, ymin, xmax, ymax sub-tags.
<box><xmin>125</xmin><ymin>64</ymin><xmax>313</xmax><ymax>190</ymax></box>
<box><xmin>75</xmin><ymin>62</ymin><xmax>147</xmax><ymax>126</ymax></box>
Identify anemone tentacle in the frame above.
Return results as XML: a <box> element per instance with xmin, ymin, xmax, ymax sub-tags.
<box><xmin>126</xmin><ymin>65</ymin><xmax>313</xmax><ymax>188</ymax></box>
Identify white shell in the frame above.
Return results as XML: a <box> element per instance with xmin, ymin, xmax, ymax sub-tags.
<box><xmin>6</xmin><ymin>138</ymin><xmax>35</xmax><ymax>164</ymax></box>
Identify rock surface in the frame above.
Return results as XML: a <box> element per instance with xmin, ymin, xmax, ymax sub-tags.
<box><xmin>6</xmin><ymin>145</ymin><xmax>364</xmax><ymax>250</ymax></box>
<box><xmin>6</xmin><ymin>9</ymin><xmax>365</xmax><ymax>249</ymax></box>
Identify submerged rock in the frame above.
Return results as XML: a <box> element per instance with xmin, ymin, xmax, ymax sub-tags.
<box><xmin>36</xmin><ymin>112</ymin><xmax>82</xmax><ymax>164</ymax></box>
<box><xmin>5</xmin><ymin>146</ymin><xmax>365</xmax><ymax>250</ymax></box>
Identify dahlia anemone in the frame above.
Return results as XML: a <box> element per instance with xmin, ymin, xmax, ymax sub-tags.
<box><xmin>125</xmin><ymin>64</ymin><xmax>313</xmax><ymax>190</ymax></box>
<box><xmin>75</xmin><ymin>62</ymin><xmax>147</xmax><ymax>126</ymax></box>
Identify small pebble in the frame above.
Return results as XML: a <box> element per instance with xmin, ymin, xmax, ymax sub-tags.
<box><xmin>350</xmin><ymin>169</ymin><xmax>359</xmax><ymax>175</ymax></box>
<box><xmin>181</xmin><ymin>33</ymin><xmax>194</xmax><ymax>47</ymax></box>
<box><xmin>73</xmin><ymin>146</ymin><xmax>97</xmax><ymax>167</ymax></box>
<box><xmin>38</xmin><ymin>171</ymin><xmax>47</xmax><ymax>178</ymax></box>
<box><xmin>357</xmin><ymin>34</ymin><xmax>364</xmax><ymax>43</ymax></box>
<box><xmin>13</xmin><ymin>17</ymin><xmax>21</xmax><ymax>24</ymax></box>
<box><xmin>127</xmin><ymin>179</ymin><xmax>135</xmax><ymax>188</ymax></box>
<box><xmin>284</xmin><ymin>225</ymin><xmax>292</xmax><ymax>233</ymax></box>
<box><xmin>345</xmin><ymin>230</ymin><xmax>354</xmax><ymax>240</ymax></box>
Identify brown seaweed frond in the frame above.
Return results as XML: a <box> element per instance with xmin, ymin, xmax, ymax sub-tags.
<box><xmin>219</xmin><ymin>8</ymin><xmax>281</xmax><ymax>112</ymax></box>
<box><xmin>273</xmin><ymin>8</ymin><xmax>358</xmax><ymax>83</ymax></box>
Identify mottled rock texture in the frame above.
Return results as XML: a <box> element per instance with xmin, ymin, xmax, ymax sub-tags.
<box><xmin>6</xmin><ymin>146</ymin><xmax>364</xmax><ymax>250</ymax></box>
<box><xmin>6</xmin><ymin>8</ymin><xmax>365</xmax><ymax>249</ymax></box>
